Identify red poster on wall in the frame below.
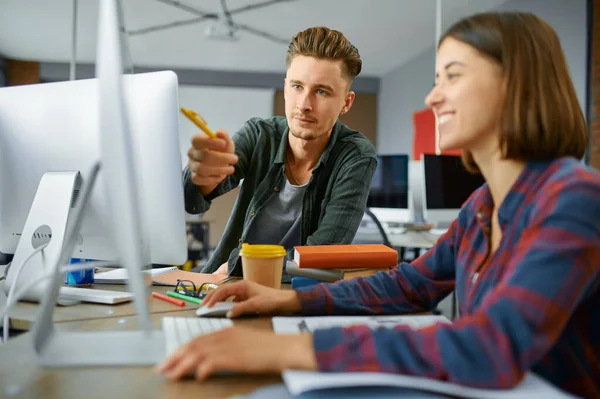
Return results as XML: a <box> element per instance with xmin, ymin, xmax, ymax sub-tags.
<box><xmin>412</xmin><ymin>108</ymin><xmax>461</xmax><ymax>160</ymax></box>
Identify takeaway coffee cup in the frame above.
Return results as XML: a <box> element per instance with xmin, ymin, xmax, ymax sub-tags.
<box><xmin>239</xmin><ymin>243</ymin><xmax>286</xmax><ymax>289</ymax></box>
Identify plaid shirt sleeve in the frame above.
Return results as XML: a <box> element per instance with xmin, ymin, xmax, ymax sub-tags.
<box><xmin>297</xmin><ymin>178</ymin><xmax>600</xmax><ymax>389</ymax></box>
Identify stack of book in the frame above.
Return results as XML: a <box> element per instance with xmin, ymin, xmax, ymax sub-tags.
<box><xmin>287</xmin><ymin>244</ymin><xmax>398</xmax><ymax>283</ymax></box>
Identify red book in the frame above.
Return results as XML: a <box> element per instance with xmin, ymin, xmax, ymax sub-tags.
<box><xmin>293</xmin><ymin>244</ymin><xmax>398</xmax><ymax>269</ymax></box>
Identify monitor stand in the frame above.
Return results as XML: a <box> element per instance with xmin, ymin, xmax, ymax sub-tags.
<box><xmin>3</xmin><ymin>171</ymin><xmax>82</xmax><ymax>306</ymax></box>
<box><xmin>31</xmin><ymin>163</ymin><xmax>165</xmax><ymax>367</ymax></box>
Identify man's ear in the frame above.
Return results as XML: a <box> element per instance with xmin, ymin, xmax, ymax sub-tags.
<box><xmin>341</xmin><ymin>91</ymin><xmax>356</xmax><ymax>115</ymax></box>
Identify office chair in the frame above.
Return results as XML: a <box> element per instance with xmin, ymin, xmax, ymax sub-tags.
<box><xmin>363</xmin><ymin>208</ymin><xmax>408</xmax><ymax>260</ymax></box>
<box><xmin>363</xmin><ymin>208</ymin><xmax>392</xmax><ymax>248</ymax></box>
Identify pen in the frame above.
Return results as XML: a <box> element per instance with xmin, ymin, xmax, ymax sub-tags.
<box><xmin>166</xmin><ymin>290</ymin><xmax>203</xmax><ymax>305</ymax></box>
<box><xmin>180</xmin><ymin>107</ymin><xmax>216</xmax><ymax>138</ymax></box>
<box><xmin>152</xmin><ymin>291</ymin><xmax>185</xmax><ymax>307</ymax></box>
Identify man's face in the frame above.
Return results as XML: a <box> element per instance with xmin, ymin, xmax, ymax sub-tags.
<box><xmin>284</xmin><ymin>55</ymin><xmax>354</xmax><ymax>141</ymax></box>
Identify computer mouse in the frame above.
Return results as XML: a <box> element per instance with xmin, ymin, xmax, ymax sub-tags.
<box><xmin>195</xmin><ymin>301</ymin><xmax>235</xmax><ymax>317</ymax></box>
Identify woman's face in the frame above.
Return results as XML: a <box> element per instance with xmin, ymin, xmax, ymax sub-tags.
<box><xmin>425</xmin><ymin>37</ymin><xmax>505</xmax><ymax>153</ymax></box>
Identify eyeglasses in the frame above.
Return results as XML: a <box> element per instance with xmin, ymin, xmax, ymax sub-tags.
<box><xmin>175</xmin><ymin>279</ymin><xmax>219</xmax><ymax>299</ymax></box>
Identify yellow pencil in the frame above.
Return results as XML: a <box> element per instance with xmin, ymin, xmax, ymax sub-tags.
<box><xmin>180</xmin><ymin>107</ymin><xmax>216</xmax><ymax>138</ymax></box>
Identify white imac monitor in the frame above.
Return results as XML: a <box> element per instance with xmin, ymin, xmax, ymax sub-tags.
<box><xmin>422</xmin><ymin>154</ymin><xmax>485</xmax><ymax>229</ymax></box>
<box><xmin>0</xmin><ymin>71</ymin><xmax>187</xmax><ymax>271</ymax></box>
<box><xmin>366</xmin><ymin>154</ymin><xmax>411</xmax><ymax>229</ymax></box>
<box><xmin>0</xmin><ymin>0</ymin><xmax>186</xmax><ymax>366</ymax></box>
<box><xmin>408</xmin><ymin>160</ymin><xmax>425</xmax><ymax>224</ymax></box>
<box><xmin>0</xmin><ymin>71</ymin><xmax>187</xmax><ymax>304</ymax></box>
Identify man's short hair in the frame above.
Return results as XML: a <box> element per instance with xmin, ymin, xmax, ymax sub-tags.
<box><xmin>286</xmin><ymin>26</ymin><xmax>362</xmax><ymax>83</ymax></box>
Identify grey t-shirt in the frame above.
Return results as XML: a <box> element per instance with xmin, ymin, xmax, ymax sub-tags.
<box><xmin>244</xmin><ymin>176</ymin><xmax>307</xmax><ymax>282</ymax></box>
<box><xmin>244</xmin><ymin>177</ymin><xmax>307</xmax><ymax>250</ymax></box>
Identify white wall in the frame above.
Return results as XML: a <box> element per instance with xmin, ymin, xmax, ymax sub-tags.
<box><xmin>177</xmin><ymin>85</ymin><xmax>275</xmax><ymax>167</ymax></box>
<box><xmin>377</xmin><ymin>0</ymin><xmax>588</xmax><ymax>155</ymax></box>
<box><xmin>378</xmin><ymin>50</ymin><xmax>434</xmax><ymax>155</ymax></box>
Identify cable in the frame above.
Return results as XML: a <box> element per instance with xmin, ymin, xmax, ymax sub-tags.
<box><xmin>220</xmin><ymin>0</ymin><xmax>235</xmax><ymax>28</ymax></box>
<box><xmin>2</xmin><ymin>262</ymin><xmax>10</xmax><ymax>280</ymax></box>
<box><xmin>364</xmin><ymin>207</ymin><xmax>392</xmax><ymax>248</ymax></box>
<box><xmin>0</xmin><ymin>261</ymin><xmax>115</xmax><ymax>328</ymax></box>
<box><xmin>1</xmin><ymin>258</ymin><xmax>116</xmax><ymax>343</ymax></box>
<box><xmin>2</xmin><ymin>244</ymin><xmax>49</xmax><ymax>343</ymax></box>
<box><xmin>116</xmin><ymin>0</ymin><xmax>135</xmax><ymax>74</ymax></box>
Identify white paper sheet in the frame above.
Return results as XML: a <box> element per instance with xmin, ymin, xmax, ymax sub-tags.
<box><xmin>93</xmin><ymin>266</ymin><xmax>177</xmax><ymax>284</ymax></box>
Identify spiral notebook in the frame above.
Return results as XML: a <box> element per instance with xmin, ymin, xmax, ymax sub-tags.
<box><xmin>94</xmin><ymin>267</ymin><xmax>228</xmax><ymax>286</ymax></box>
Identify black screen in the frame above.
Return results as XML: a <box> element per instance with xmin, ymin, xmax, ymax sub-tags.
<box><xmin>423</xmin><ymin>154</ymin><xmax>485</xmax><ymax>209</ymax></box>
<box><xmin>367</xmin><ymin>155</ymin><xmax>409</xmax><ymax>209</ymax></box>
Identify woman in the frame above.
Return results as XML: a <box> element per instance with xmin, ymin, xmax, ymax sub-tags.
<box><xmin>157</xmin><ymin>12</ymin><xmax>600</xmax><ymax>398</ymax></box>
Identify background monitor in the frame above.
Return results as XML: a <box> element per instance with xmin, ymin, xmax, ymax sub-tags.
<box><xmin>408</xmin><ymin>160</ymin><xmax>425</xmax><ymax>224</ymax></box>
<box><xmin>0</xmin><ymin>71</ymin><xmax>187</xmax><ymax>266</ymax></box>
<box><xmin>366</xmin><ymin>154</ymin><xmax>411</xmax><ymax>225</ymax></box>
<box><xmin>422</xmin><ymin>154</ymin><xmax>485</xmax><ymax>228</ymax></box>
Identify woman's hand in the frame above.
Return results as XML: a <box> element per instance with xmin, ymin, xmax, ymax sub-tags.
<box><xmin>156</xmin><ymin>327</ymin><xmax>317</xmax><ymax>380</ymax></box>
<box><xmin>202</xmin><ymin>280</ymin><xmax>302</xmax><ymax>318</ymax></box>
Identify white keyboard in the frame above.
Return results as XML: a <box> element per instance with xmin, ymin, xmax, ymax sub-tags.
<box><xmin>58</xmin><ymin>286</ymin><xmax>134</xmax><ymax>304</ymax></box>
<box><xmin>162</xmin><ymin>317</ymin><xmax>233</xmax><ymax>357</ymax></box>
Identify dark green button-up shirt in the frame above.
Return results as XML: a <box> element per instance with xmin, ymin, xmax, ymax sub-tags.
<box><xmin>183</xmin><ymin>116</ymin><xmax>377</xmax><ymax>276</ymax></box>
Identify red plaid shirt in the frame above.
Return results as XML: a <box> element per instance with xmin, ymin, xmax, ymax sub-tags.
<box><xmin>296</xmin><ymin>157</ymin><xmax>600</xmax><ymax>398</ymax></box>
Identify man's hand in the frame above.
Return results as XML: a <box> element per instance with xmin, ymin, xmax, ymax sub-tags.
<box><xmin>156</xmin><ymin>327</ymin><xmax>317</xmax><ymax>381</ymax></box>
<box><xmin>202</xmin><ymin>280</ymin><xmax>302</xmax><ymax>318</ymax></box>
<box><xmin>188</xmin><ymin>129</ymin><xmax>238</xmax><ymax>196</ymax></box>
<box><xmin>212</xmin><ymin>262</ymin><xmax>228</xmax><ymax>275</ymax></box>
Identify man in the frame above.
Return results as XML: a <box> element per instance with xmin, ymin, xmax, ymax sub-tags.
<box><xmin>184</xmin><ymin>26</ymin><xmax>377</xmax><ymax>277</ymax></box>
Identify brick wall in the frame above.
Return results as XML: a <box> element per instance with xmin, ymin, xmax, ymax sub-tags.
<box><xmin>591</xmin><ymin>0</ymin><xmax>600</xmax><ymax>170</ymax></box>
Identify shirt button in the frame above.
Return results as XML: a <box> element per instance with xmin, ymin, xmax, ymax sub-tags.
<box><xmin>274</xmin><ymin>187</ymin><xmax>280</xmax><ymax>192</ymax></box>
<box><xmin>476</xmin><ymin>212</ymin><xmax>483</xmax><ymax>219</ymax></box>
<box><xmin>250</xmin><ymin>211</ymin><xmax>256</xmax><ymax>216</ymax></box>
<box><xmin>238</xmin><ymin>239</ymin><xmax>242</xmax><ymax>243</ymax></box>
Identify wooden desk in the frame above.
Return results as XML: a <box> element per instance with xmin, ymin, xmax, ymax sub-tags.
<box><xmin>388</xmin><ymin>230</ymin><xmax>438</xmax><ymax>249</ymax></box>
<box><xmin>0</xmin><ymin>312</ymin><xmax>283</xmax><ymax>399</ymax></box>
<box><xmin>0</xmin><ymin>282</ymin><xmax>200</xmax><ymax>331</ymax></box>
<box><xmin>2</xmin><ymin>281</ymin><xmax>292</xmax><ymax>332</ymax></box>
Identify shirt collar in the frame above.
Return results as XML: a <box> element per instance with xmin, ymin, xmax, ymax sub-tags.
<box><xmin>274</xmin><ymin>120</ymin><xmax>343</xmax><ymax>170</ymax></box>
<box><xmin>472</xmin><ymin>160</ymin><xmax>551</xmax><ymax>227</ymax></box>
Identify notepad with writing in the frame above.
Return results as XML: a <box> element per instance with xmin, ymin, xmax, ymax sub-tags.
<box><xmin>94</xmin><ymin>267</ymin><xmax>227</xmax><ymax>286</ymax></box>
<box><xmin>293</xmin><ymin>244</ymin><xmax>398</xmax><ymax>269</ymax></box>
